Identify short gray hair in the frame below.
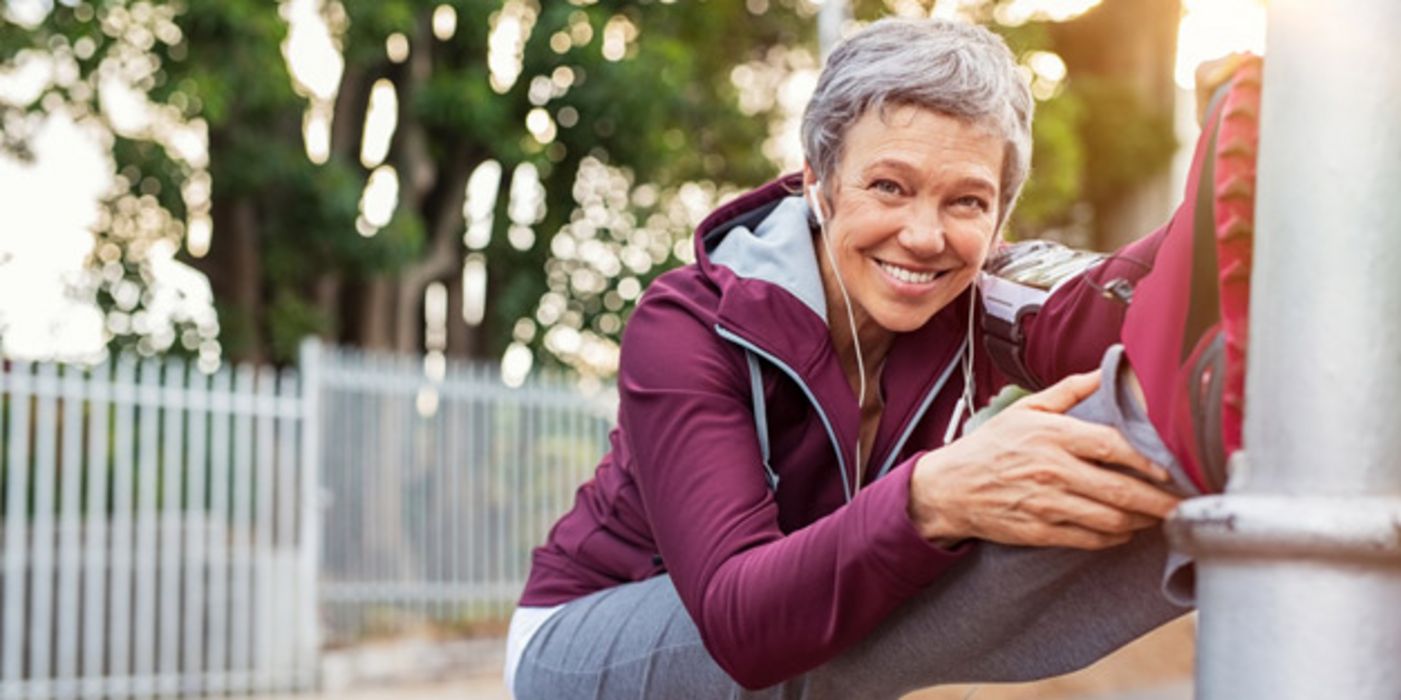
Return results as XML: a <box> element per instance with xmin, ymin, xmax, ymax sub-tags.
<box><xmin>800</xmin><ymin>18</ymin><xmax>1034</xmax><ymax>227</ymax></box>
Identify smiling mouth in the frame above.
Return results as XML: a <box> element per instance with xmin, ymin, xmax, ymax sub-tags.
<box><xmin>876</xmin><ymin>260</ymin><xmax>945</xmax><ymax>285</ymax></box>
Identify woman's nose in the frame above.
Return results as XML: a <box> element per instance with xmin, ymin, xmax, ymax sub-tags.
<box><xmin>899</xmin><ymin>214</ymin><xmax>947</xmax><ymax>256</ymax></box>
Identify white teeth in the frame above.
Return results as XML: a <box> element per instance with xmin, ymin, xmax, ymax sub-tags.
<box><xmin>878</xmin><ymin>261</ymin><xmax>938</xmax><ymax>284</ymax></box>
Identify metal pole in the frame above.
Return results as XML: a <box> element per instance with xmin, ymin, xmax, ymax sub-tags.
<box><xmin>817</xmin><ymin>0</ymin><xmax>849</xmax><ymax>59</ymax></box>
<box><xmin>1167</xmin><ymin>1</ymin><xmax>1401</xmax><ymax>698</ymax></box>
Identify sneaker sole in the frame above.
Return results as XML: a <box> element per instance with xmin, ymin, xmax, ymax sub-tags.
<box><xmin>1211</xmin><ymin>58</ymin><xmax>1262</xmax><ymax>465</ymax></box>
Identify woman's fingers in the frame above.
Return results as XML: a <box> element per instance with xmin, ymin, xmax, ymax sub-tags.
<box><xmin>1053</xmin><ymin>456</ymin><xmax>1181</xmax><ymax>519</ymax></box>
<box><xmin>1015</xmin><ymin>488</ymin><xmax>1162</xmax><ymax>535</ymax></box>
<box><xmin>1039</xmin><ymin>413</ymin><xmax>1171</xmax><ymax>483</ymax></box>
<box><xmin>1016</xmin><ymin>371</ymin><xmax>1101</xmax><ymax>414</ymax></box>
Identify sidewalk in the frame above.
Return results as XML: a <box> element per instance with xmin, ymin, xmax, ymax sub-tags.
<box><xmin>268</xmin><ymin>615</ymin><xmax>1193</xmax><ymax>700</ymax></box>
<box><xmin>258</xmin><ymin>676</ymin><xmax>508</xmax><ymax>700</ymax></box>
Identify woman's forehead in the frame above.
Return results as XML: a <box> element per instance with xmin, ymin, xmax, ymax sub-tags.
<box><xmin>837</xmin><ymin>105</ymin><xmax>1004</xmax><ymax>181</ymax></box>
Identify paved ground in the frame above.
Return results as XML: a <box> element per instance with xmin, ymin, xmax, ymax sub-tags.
<box><xmin>259</xmin><ymin>676</ymin><xmax>509</xmax><ymax>700</ymax></box>
<box><xmin>266</xmin><ymin>615</ymin><xmax>1194</xmax><ymax>699</ymax></box>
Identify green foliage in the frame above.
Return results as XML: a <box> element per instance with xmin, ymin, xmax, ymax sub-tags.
<box><xmin>2</xmin><ymin>0</ymin><xmax>1176</xmax><ymax>376</ymax></box>
<box><xmin>992</xmin><ymin>20</ymin><xmax>1088</xmax><ymax>240</ymax></box>
<box><xmin>267</xmin><ymin>288</ymin><xmax>333</xmax><ymax>363</ymax></box>
<box><xmin>1009</xmin><ymin>87</ymin><xmax>1085</xmax><ymax>238</ymax></box>
<box><xmin>1069</xmin><ymin>76</ymin><xmax>1178</xmax><ymax>205</ymax></box>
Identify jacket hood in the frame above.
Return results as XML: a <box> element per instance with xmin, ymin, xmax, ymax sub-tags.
<box><xmin>691</xmin><ymin>173</ymin><xmax>833</xmax><ymax>372</ymax></box>
<box><xmin>703</xmin><ymin>176</ymin><xmax>827</xmax><ymax>321</ymax></box>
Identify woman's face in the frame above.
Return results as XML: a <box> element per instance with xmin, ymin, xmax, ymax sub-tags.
<box><xmin>808</xmin><ymin>105</ymin><xmax>1004</xmax><ymax>334</ymax></box>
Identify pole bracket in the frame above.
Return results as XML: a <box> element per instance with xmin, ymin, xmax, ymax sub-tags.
<box><xmin>1168</xmin><ymin>490</ymin><xmax>1401</xmax><ymax>562</ymax></box>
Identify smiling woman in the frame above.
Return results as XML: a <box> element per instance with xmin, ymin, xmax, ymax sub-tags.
<box><xmin>506</xmin><ymin>17</ymin><xmax>1203</xmax><ymax>700</ymax></box>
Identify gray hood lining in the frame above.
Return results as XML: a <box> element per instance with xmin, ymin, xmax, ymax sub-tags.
<box><xmin>707</xmin><ymin>196</ymin><xmax>828</xmax><ymax>322</ymax></box>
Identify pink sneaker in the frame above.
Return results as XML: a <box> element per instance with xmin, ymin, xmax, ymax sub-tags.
<box><xmin>1122</xmin><ymin>57</ymin><xmax>1262</xmax><ymax>493</ymax></box>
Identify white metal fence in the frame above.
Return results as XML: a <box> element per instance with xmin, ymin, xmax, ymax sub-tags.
<box><xmin>0</xmin><ymin>341</ymin><xmax>615</xmax><ymax>696</ymax></box>
<box><xmin>314</xmin><ymin>344</ymin><xmax>614</xmax><ymax>642</ymax></box>
<box><xmin>0</xmin><ymin>356</ymin><xmax>318</xmax><ymax>699</ymax></box>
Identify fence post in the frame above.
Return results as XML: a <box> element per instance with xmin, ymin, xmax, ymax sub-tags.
<box><xmin>297</xmin><ymin>338</ymin><xmax>324</xmax><ymax>689</ymax></box>
<box><xmin>2</xmin><ymin>362</ymin><xmax>33</xmax><ymax>695</ymax></box>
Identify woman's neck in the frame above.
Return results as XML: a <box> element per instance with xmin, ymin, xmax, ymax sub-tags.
<box><xmin>816</xmin><ymin>234</ymin><xmax>894</xmax><ymax>402</ymax></box>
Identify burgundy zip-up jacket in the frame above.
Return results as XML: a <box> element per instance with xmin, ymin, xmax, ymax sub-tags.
<box><xmin>519</xmin><ymin>173</ymin><xmax>1168</xmax><ymax>689</ymax></box>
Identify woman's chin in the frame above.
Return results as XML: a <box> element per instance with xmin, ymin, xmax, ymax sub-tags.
<box><xmin>870</xmin><ymin>307</ymin><xmax>942</xmax><ymax>334</ymax></box>
<box><xmin>864</xmin><ymin>287</ymin><xmax>968</xmax><ymax>333</ymax></box>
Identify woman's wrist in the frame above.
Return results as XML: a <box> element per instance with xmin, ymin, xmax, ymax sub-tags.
<box><xmin>907</xmin><ymin>451</ymin><xmax>966</xmax><ymax>544</ymax></box>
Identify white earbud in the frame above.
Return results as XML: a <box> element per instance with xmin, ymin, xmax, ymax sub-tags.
<box><xmin>807</xmin><ymin>183</ymin><xmax>827</xmax><ymax>228</ymax></box>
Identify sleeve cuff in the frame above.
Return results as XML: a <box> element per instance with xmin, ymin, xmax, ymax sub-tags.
<box><xmin>855</xmin><ymin>454</ymin><xmax>972</xmax><ymax>592</ymax></box>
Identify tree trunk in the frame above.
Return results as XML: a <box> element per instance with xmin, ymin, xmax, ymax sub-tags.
<box><xmin>1052</xmin><ymin>0</ymin><xmax>1182</xmax><ymax>249</ymax></box>
<box><xmin>197</xmin><ymin>195</ymin><xmax>265</xmax><ymax>364</ymax></box>
<box><xmin>392</xmin><ymin>159</ymin><xmax>471</xmax><ymax>353</ymax></box>
<box><xmin>387</xmin><ymin>12</ymin><xmax>458</xmax><ymax>354</ymax></box>
<box><xmin>357</xmin><ymin>277</ymin><xmax>396</xmax><ymax>351</ymax></box>
<box><xmin>313</xmin><ymin>271</ymin><xmax>343</xmax><ymax>341</ymax></box>
<box><xmin>331</xmin><ymin>63</ymin><xmax>372</xmax><ymax>162</ymax></box>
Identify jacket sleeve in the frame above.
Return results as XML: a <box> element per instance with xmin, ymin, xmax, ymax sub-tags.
<box><xmin>1017</xmin><ymin>223</ymin><xmax>1172</xmax><ymax>386</ymax></box>
<box><xmin>618</xmin><ymin>285</ymin><xmax>968</xmax><ymax>689</ymax></box>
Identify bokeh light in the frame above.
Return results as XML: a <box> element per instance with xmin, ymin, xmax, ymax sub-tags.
<box><xmin>360</xmin><ymin>78</ymin><xmax>398</xmax><ymax>168</ymax></box>
<box><xmin>432</xmin><ymin>5</ymin><xmax>458</xmax><ymax>42</ymax></box>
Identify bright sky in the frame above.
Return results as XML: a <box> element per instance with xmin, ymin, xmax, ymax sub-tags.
<box><xmin>0</xmin><ymin>109</ymin><xmax>110</xmax><ymax>361</ymax></box>
<box><xmin>0</xmin><ymin>0</ymin><xmax>1268</xmax><ymax>363</ymax></box>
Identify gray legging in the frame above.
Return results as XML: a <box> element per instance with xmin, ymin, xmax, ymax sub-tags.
<box><xmin>514</xmin><ymin>346</ymin><xmax>1197</xmax><ymax>699</ymax></box>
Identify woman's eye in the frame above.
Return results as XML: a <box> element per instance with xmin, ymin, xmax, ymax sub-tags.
<box><xmin>870</xmin><ymin>179</ymin><xmax>904</xmax><ymax>195</ymax></box>
<box><xmin>954</xmin><ymin>195</ymin><xmax>990</xmax><ymax>212</ymax></box>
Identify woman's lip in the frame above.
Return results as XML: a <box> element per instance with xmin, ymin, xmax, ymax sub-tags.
<box><xmin>874</xmin><ymin>258</ymin><xmax>938</xmax><ymax>275</ymax></box>
<box><xmin>873</xmin><ymin>258</ymin><xmax>947</xmax><ymax>293</ymax></box>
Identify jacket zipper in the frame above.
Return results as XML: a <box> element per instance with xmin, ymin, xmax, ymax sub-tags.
<box><xmin>871</xmin><ymin>340</ymin><xmax>966</xmax><ymax>480</ymax></box>
<box><xmin>716</xmin><ymin>325</ymin><xmax>967</xmax><ymax>502</ymax></box>
<box><xmin>714</xmin><ymin>325</ymin><xmax>855</xmax><ymax>502</ymax></box>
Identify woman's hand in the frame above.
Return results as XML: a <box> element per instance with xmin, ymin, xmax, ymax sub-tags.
<box><xmin>908</xmin><ymin>371</ymin><xmax>1181</xmax><ymax>550</ymax></box>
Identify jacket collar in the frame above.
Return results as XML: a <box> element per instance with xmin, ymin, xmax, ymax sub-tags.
<box><xmin>696</xmin><ymin>174</ymin><xmax>972</xmax><ymax>478</ymax></box>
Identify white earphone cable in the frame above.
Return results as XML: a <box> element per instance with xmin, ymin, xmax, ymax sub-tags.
<box><xmin>960</xmin><ymin>282</ymin><xmax>978</xmax><ymax>415</ymax></box>
<box><xmin>943</xmin><ymin>273</ymin><xmax>980</xmax><ymax>445</ymax></box>
<box><xmin>810</xmin><ymin>183</ymin><xmax>867</xmax><ymax>495</ymax></box>
<box><xmin>809</xmin><ymin>183</ymin><xmax>980</xmax><ymax>486</ymax></box>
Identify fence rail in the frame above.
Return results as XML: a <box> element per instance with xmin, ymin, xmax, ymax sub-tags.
<box><xmin>0</xmin><ymin>341</ymin><xmax>615</xmax><ymax>696</ymax></box>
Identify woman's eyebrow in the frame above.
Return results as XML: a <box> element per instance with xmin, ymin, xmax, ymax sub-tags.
<box><xmin>860</xmin><ymin>159</ymin><xmax>998</xmax><ymax>193</ymax></box>
<box><xmin>860</xmin><ymin>157</ymin><xmax>921</xmax><ymax>178</ymax></box>
<box><xmin>952</xmin><ymin>176</ymin><xmax>998</xmax><ymax>194</ymax></box>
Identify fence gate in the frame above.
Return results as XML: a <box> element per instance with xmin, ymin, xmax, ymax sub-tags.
<box><xmin>312</xmin><ymin>342</ymin><xmax>614</xmax><ymax>643</ymax></box>
<box><xmin>0</xmin><ymin>355</ymin><xmax>318</xmax><ymax>700</ymax></box>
